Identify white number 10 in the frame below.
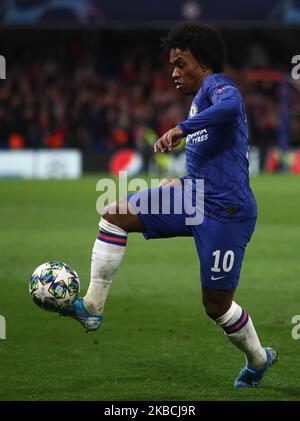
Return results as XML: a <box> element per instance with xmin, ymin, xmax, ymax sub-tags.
<box><xmin>211</xmin><ymin>250</ymin><xmax>235</xmax><ymax>273</ymax></box>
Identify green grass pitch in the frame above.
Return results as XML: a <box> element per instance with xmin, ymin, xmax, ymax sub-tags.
<box><xmin>0</xmin><ymin>174</ymin><xmax>300</xmax><ymax>401</ymax></box>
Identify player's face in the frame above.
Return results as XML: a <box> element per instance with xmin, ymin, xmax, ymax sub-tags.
<box><xmin>169</xmin><ymin>48</ymin><xmax>208</xmax><ymax>95</ymax></box>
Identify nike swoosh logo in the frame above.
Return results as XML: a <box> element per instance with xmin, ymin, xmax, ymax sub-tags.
<box><xmin>211</xmin><ymin>275</ymin><xmax>225</xmax><ymax>280</ymax></box>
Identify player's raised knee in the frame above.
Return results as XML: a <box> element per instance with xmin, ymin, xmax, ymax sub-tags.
<box><xmin>102</xmin><ymin>199</ymin><xmax>142</xmax><ymax>232</ymax></box>
<box><xmin>102</xmin><ymin>201</ymin><xmax>122</xmax><ymax>225</ymax></box>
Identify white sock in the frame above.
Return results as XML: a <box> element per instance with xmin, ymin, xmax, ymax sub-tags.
<box><xmin>215</xmin><ymin>301</ymin><xmax>267</xmax><ymax>369</ymax></box>
<box><xmin>84</xmin><ymin>218</ymin><xmax>127</xmax><ymax>315</ymax></box>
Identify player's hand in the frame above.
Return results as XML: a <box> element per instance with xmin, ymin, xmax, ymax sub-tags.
<box><xmin>154</xmin><ymin>127</ymin><xmax>184</xmax><ymax>153</ymax></box>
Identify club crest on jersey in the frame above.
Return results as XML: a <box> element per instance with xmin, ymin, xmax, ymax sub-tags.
<box><xmin>189</xmin><ymin>104</ymin><xmax>198</xmax><ymax>117</ymax></box>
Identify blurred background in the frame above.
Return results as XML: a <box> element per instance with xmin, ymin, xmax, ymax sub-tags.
<box><xmin>0</xmin><ymin>0</ymin><xmax>300</xmax><ymax>178</ymax></box>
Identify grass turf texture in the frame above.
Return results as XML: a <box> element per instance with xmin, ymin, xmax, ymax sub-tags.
<box><xmin>0</xmin><ymin>174</ymin><xmax>300</xmax><ymax>401</ymax></box>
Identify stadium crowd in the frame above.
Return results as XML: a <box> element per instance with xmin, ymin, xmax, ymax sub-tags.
<box><xmin>0</xmin><ymin>33</ymin><xmax>299</xmax><ymax>153</ymax></box>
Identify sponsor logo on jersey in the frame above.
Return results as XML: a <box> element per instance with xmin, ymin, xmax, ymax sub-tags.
<box><xmin>186</xmin><ymin>128</ymin><xmax>208</xmax><ymax>144</ymax></box>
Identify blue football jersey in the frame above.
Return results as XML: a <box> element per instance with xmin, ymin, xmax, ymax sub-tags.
<box><xmin>178</xmin><ymin>73</ymin><xmax>257</xmax><ymax>221</ymax></box>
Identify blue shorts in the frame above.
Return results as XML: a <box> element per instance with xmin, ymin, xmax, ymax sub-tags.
<box><xmin>128</xmin><ymin>186</ymin><xmax>256</xmax><ymax>290</ymax></box>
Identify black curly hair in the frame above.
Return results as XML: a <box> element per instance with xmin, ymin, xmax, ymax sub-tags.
<box><xmin>162</xmin><ymin>22</ymin><xmax>226</xmax><ymax>73</ymax></box>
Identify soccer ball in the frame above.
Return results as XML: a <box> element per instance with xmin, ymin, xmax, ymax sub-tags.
<box><xmin>29</xmin><ymin>261</ymin><xmax>80</xmax><ymax>311</ymax></box>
